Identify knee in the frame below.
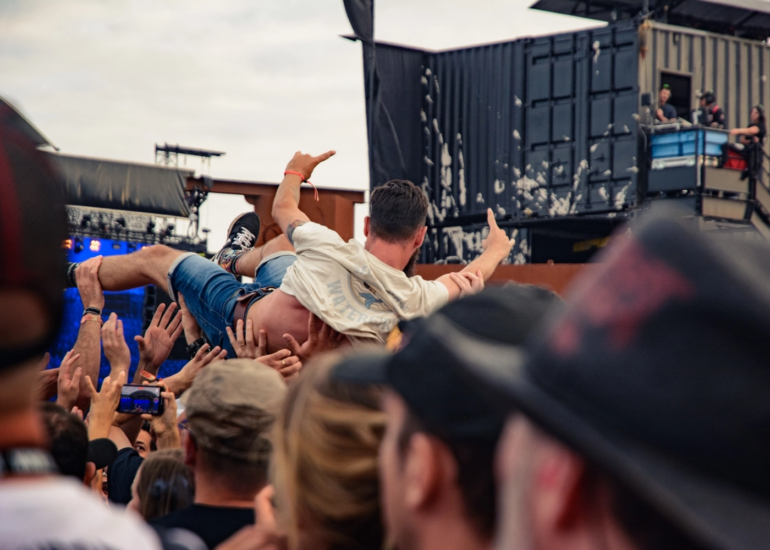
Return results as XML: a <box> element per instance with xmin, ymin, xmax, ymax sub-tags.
<box><xmin>269</xmin><ymin>235</ymin><xmax>294</xmax><ymax>253</ymax></box>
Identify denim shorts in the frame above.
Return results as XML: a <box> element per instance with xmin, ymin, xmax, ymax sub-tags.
<box><xmin>167</xmin><ymin>251</ymin><xmax>297</xmax><ymax>358</ymax></box>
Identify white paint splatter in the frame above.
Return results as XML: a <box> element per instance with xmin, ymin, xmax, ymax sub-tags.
<box><xmin>424</xmin><ymin>156</ymin><xmax>435</xmax><ymax>166</ymax></box>
<box><xmin>514</xmin><ymin>95</ymin><xmax>522</xmax><ymax>107</ymax></box>
<box><xmin>614</xmin><ymin>183</ymin><xmax>631</xmax><ymax>209</ymax></box>
<box><xmin>476</xmin><ymin>192</ymin><xmax>484</xmax><ymax>204</ymax></box>
<box><xmin>590</xmin><ymin>143</ymin><xmax>599</xmax><ymax>153</ymax></box>
<box><xmin>523</xmin><ymin>208</ymin><xmax>533</xmax><ymax>217</ymax></box>
<box><xmin>513</xmin><ymin>167</ymin><xmax>521</xmax><ymax>178</ymax></box>
<box><xmin>525</xmin><ymin>164</ymin><xmax>532</xmax><ymax>172</ymax></box>
<box><xmin>626</xmin><ymin>166</ymin><xmax>639</xmax><ymax>173</ymax></box>
<box><xmin>541</xmin><ymin>160</ymin><xmax>549</xmax><ymax>169</ymax></box>
<box><xmin>592</xmin><ymin>41</ymin><xmax>601</xmax><ymax>64</ymax></box>
<box><xmin>603</xmin><ymin>169</ymin><xmax>612</xmax><ymax>176</ymax></box>
<box><xmin>563</xmin><ymin>136</ymin><xmax>571</xmax><ymax>141</ymax></box>
<box><xmin>536</xmin><ymin>188</ymin><xmax>548</xmax><ymax>202</ymax></box>
<box><xmin>513</xmin><ymin>130</ymin><xmax>521</xmax><ymax>140</ymax></box>
<box><xmin>421</xmin><ymin>76</ymin><xmax>428</xmax><ymax>86</ymax></box>
<box><xmin>631</xmin><ymin>113</ymin><xmax>640</xmax><ymax>120</ymax></box>
<box><xmin>549</xmin><ymin>192</ymin><xmax>572</xmax><ymax>216</ymax></box>
<box><xmin>426</xmin><ymin>95</ymin><xmax>434</xmax><ymax>104</ymax></box>
<box><xmin>420</xmin><ymin>110</ymin><xmax>427</xmax><ymax>123</ymax></box>
<box><xmin>458</xmin><ymin>149</ymin><xmax>466</xmax><ymax>207</ymax></box>
<box><xmin>623</xmin><ymin>125</ymin><xmax>630</xmax><ymax>133</ymax></box>
<box><xmin>494</xmin><ymin>179</ymin><xmax>505</xmax><ymax>194</ymax></box>
<box><xmin>433</xmin><ymin>119</ymin><xmax>440</xmax><ymax>134</ymax></box>
<box><xmin>553</xmin><ymin>165</ymin><xmax>564</xmax><ymax>176</ymax></box>
<box><xmin>440</xmin><ymin>143</ymin><xmax>452</xmax><ymax>191</ymax></box>
<box><xmin>536</xmin><ymin>173</ymin><xmax>547</xmax><ymax>186</ymax></box>
<box><xmin>598</xmin><ymin>187</ymin><xmax>609</xmax><ymax>200</ymax></box>
<box><xmin>434</xmin><ymin>77</ymin><xmax>440</xmax><ymax>94</ymax></box>
<box><xmin>496</xmin><ymin>205</ymin><xmax>507</xmax><ymax>217</ymax></box>
<box><xmin>425</xmin><ymin>68</ymin><xmax>432</xmax><ymax>76</ymax></box>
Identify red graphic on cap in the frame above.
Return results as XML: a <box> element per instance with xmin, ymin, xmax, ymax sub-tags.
<box><xmin>552</xmin><ymin>240</ymin><xmax>694</xmax><ymax>355</ymax></box>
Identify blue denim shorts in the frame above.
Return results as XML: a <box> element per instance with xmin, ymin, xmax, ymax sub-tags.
<box><xmin>167</xmin><ymin>251</ymin><xmax>297</xmax><ymax>358</ymax></box>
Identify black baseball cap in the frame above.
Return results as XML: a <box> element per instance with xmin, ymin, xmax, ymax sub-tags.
<box><xmin>0</xmin><ymin>101</ymin><xmax>67</xmax><ymax>369</ymax></box>
<box><xmin>334</xmin><ymin>285</ymin><xmax>562</xmax><ymax>440</ymax></box>
<box><xmin>462</xmin><ymin>212</ymin><xmax>770</xmax><ymax>550</ymax></box>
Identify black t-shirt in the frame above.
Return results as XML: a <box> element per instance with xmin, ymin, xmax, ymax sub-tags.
<box><xmin>659</xmin><ymin>102</ymin><xmax>677</xmax><ymax>121</ymax></box>
<box><xmin>151</xmin><ymin>504</ymin><xmax>255</xmax><ymax>549</ymax></box>
<box><xmin>750</xmin><ymin>121</ymin><xmax>767</xmax><ymax>144</ymax></box>
<box><xmin>108</xmin><ymin>447</ymin><xmax>143</xmax><ymax>505</ymax></box>
<box><xmin>710</xmin><ymin>106</ymin><xmax>726</xmax><ymax>127</ymax></box>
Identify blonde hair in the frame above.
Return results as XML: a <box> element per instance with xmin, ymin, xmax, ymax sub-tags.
<box><xmin>272</xmin><ymin>353</ymin><xmax>386</xmax><ymax>550</ymax></box>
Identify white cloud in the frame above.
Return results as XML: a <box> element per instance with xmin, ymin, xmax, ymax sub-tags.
<box><xmin>0</xmin><ymin>0</ymin><xmax>597</xmax><ymax>250</ymax></box>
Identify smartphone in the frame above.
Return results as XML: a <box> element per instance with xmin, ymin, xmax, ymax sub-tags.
<box><xmin>117</xmin><ymin>384</ymin><xmax>164</xmax><ymax>416</ymax></box>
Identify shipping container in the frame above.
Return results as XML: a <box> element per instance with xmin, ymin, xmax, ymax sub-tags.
<box><xmin>353</xmin><ymin>10</ymin><xmax>770</xmax><ymax>264</ymax></box>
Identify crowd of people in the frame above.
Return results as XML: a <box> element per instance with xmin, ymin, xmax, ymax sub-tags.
<box><xmin>3</xmin><ymin>91</ymin><xmax>770</xmax><ymax>550</ymax></box>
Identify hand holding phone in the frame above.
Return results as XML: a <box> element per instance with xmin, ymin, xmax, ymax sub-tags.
<box><xmin>117</xmin><ymin>384</ymin><xmax>164</xmax><ymax>416</ymax></box>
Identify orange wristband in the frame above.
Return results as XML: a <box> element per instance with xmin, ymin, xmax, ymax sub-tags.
<box><xmin>283</xmin><ymin>171</ymin><xmax>319</xmax><ymax>201</ymax></box>
<box><xmin>81</xmin><ymin>313</ymin><xmax>102</xmax><ymax>325</ymax></box>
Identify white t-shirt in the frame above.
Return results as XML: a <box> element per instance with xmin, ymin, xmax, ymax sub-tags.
<box><xmin>0</xmin><ymin>476</ymin><xmax>161</xmax><ymax>549</ymax></box>
<box><xmin>280</xmin><ymin>223</ymin><xmax>449</xmax><ymax>344</ymax></box>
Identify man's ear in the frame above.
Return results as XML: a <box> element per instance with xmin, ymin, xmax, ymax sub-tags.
<box><xmin>185</xmin><ymin>432</ymin><xmax>197</xmax><ymax>469</ymax></box>
<box><xmin>531</xmin><ymin>440</ymin><xmax>588</xmax><ymax>534</ymax></box>
<box><xmin>414</xmin><ymin>226</ymin><xmax>428</xmax><ymax>249</ymax></box>
<box><xmin>364</xmin><ymin>216</ymin><xmax>371</xmax><ymax>238</ymax></box>
<box><xmin>403</xmin><ymin>432</ymin><xmax>447</xmax><ymax>512</ymax></box>
<box><xmin>83</xmin><ymin>462</ymin><xmax>97</xmax><ymax>487</ymax></box>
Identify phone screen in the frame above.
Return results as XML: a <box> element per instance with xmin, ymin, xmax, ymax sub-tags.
<box><xmin>117</xmin><ymin>384</ymin><xmax>163</xmax><ymax>416</ymax></box>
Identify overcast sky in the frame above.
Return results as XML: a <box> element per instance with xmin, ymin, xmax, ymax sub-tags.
<box><xmin>0</xmin><ymin>0</ymin><xmax>598</xmax><ymax>249</ymax></box>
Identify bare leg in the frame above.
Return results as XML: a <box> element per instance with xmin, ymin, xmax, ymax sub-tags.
<box><xmin>95</xmin><ymin>245</ymin><xmax>185</xmax><ymax>291</ymax></box>
<box><xmin>234</xmin><ymin>235</ymin><xmax>294</xmax><ymax>277</ymax></box>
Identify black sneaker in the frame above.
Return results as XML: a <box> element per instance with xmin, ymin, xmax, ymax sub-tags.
<box><xmin>212</xmin><ymin>212</ymin><xmax>261</xmax><ymax>274</ymax></box>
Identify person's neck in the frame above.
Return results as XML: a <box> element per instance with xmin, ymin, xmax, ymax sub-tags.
<box><xmin>193</xmin><ymin>470</ymin><xmax>265</xmax><ymax>508</ymax></box>
<box><xmin>0</xmin><ymin>409</ymin><xmax>46</xmax><ymax>451</ymax></box>
<box><xmin>411</xmin><ymin>513</ymin><xmax>491</xmax><ymax>550</ymax></box>
<box><xmin>364</xmin><ymin>237</ymin><xmax>413</xmax><ymax>271</ymax></box>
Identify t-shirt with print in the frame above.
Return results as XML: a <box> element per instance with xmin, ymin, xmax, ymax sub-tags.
<box><xmin>0</xmin><ymin>476</ymin><xmax>161</xmax><ymax>549</ymax></box>
<box><xmin>279</xmin><ymin>222</ymin><xmax>449</xmax><ymax>344</ymax></box>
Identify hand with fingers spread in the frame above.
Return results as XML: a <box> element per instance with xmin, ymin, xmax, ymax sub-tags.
<box><xmin>284</xmin><ymin>150</ymin><xmax>336</xmax><ymax>182</ymax></box>
<box><xmin>76</xmin><ymin>256</ymin><xmax>105</xmax><ymax>310</ymax></box>
<box><xmin>283</xmin><ymin>313</ymin><xmax>345</xmax><ymax>363</ymax></box>
<box><xmin>55</xmin><ymin>350</ymin><xmax>83</xmax><ymax>410</ymax></box>
<box><xmin>174</xmin><ymin>343</ymin><xmax>227</xmax><ymax>394</ymax></box>
<box><xmin>243</xmin><ymin>327</ymin><xmax>303</xmax><ymax>381</ymax></box>
<box><xmin>178</xmin><ymin>293</ymin><xmax>203</xmax><ymax>344</ymax></box>
<box><xmin>482</xmin><ymin>208</ymin><xmax>516</xmax><ymax>258</ymax></box>
<box><xmin>226</xmin><ymin>319</ymin><xmax>260</xmax><ymax>359</ymax></box>
<box><xmin>85</xmin><ymin>371</ymin><xmax>126</xmax><ymax>440</ymax></box>
<box><xmin>216</xmin><ymin>485</ymin><xmax>286</xmax><ymax>550</ymax></box>
<box><xmin>449</xmin><ymin>269</ymin><xmax>485</xmax><ymax>298</ymax></box>
<box><xmin>102</xmin><ymin>313</ymin><xmax>131</xmax><ymax>377</ymax></box>
<box><xmin>135</xmin><ymin>302</ymin><xmax>184</xmax><ymax>372</ymax></box>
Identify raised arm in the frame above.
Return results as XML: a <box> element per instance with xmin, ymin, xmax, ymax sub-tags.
<box><xmin>73</xmin><ymin>257</ymin><xmax>106</xmax><ymax>409</ymax></box>
<box><xmin>271</xmin><ymin>150</ymin><xmax>335</xmax><ymax>242</ymax></box>
<box><xmin>437</xmin><ymin>209</ymin><xmax>515</xmax><ymax>301</ymax></box>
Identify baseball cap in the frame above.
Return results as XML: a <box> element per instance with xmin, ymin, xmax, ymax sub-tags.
<box><xmin>181</xmin><ymin>359</ymin><xmax>287</xmax><ymax>463</ymax></box>
<box><xmin>461</xmin><ymin>212</ymin><xmax>770</xmax><ymax>550</ymax></box>
<box><xmin>0</xmin><ymin>101</ymin><xmax>68</xmax><ymax>369</ymax></box>
<box><xmin>334</xmin><ymin>285</ymin><xmax>562</xmax><ymax>439</ymax></box>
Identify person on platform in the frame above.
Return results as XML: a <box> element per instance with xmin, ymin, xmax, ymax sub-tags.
<box><xmin>724</xmin><ymin>105</ymin><xmax>766</xmax><ymax>180</ymax></box>
<box><xmin>65</xmin><ymin>151</ymin><xmax>511</xmax><ymax>359</ymax></box>
<box><xmin>694</xmin><ymin>90</ymin><xmax>726</xmax><ymax>128</ymax></box>
<box><xmin>656</xmin><ymin>84</ymin><xmax>677</xmax><ymax>122</ymax></box>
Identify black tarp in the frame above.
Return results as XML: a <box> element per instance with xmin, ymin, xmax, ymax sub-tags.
<box><xmin>0</xmin><ymin>96</ymin><xmax>56</xmax><ymax>149</ymax></box>
<box><xmin>44</xmin><ymin>152</ymin><xmax>192</xmax><ymax>217</ymax></box>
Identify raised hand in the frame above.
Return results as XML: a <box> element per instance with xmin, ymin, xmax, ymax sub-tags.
<box><xmin>226</xmin><ymin>319</ymin><xmax>259</xmax><ymax>359</ymax></box>
<box><xmin>135</xmin><ymin>303</ymin><xmax>184</xmax><ymax>371</ymax></box>
<box><xmin>284</xmin><ymin>150</ymin><xmax>336</xmax><ymax>181</ymax></box>
<box><xmin>101</xmin><ymin>313</ymin><xmax>131</xmax><ymax>377</ymax></box>
<box><xmin>449</xmin><ymin>270</ymin><xmax>485</xmax><ymax>298</ymax></box>
<box><xmin>76</xmin><ymin>256</ymin><xmax>105</xmax><ymax>310</ymax></box>
<box><xmin>36</xmin><ymin>352</ymin><xmax>59</xmax><ymax>402</ymax></box>
<box><xmin>283</xmin><ymin>313</ymin><xmax>345</xmax><ymax>363</ymax></box>
<box><xmin>55</xmin><ymin>350</ymin><xmax>83</xmax><ymax>410</ymax></box>
<box><xmin>178</xmin><ymin>343</ymin><xmax>227</xmax><ymax>386</ymax></box>
<box><xmin>84</xmin><ymin>371</ymin><xmax>126</xmax><ymax>440</ymax></box>
<box><xmin>482</xmin><ymin>208</ymin><xmax>515</xmax><ymax>258</ymax></box>
<box><xmin>142</xmin><ymin>382</ymin><xmax>180</xmax><ymax>449</ymax></box>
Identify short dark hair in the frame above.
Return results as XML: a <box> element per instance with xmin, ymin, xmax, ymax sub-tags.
<box><xmin>196</xmin><ymin>444</ymin><xmax>268</xmax><ymax>498</ymax></box>
<box><xmin>136</xmin><ymin>448</ymin><xmax>194</xmax><ymax>521</ymax></box>
<box><xmin>369</xmin><ymin>180</ymin><xmax>429</xmax><ymax>242</ymax></box>
<box><xmin>397</xmin><ymin>408</ymin><xmax>496</xmax><ymax>540</ymax></box>
<box><xmin>40</xmin><ymin>402</ymin><xmax>89</xmax><ymax>481</ymax></box>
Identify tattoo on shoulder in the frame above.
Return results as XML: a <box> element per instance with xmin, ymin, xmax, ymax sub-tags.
<box><xmin>286</xmin><ymin>219</ymin><xmax>308</xmax><ymax>245</ymax></box>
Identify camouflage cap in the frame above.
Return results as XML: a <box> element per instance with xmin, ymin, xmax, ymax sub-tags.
<box><xmin>181</xmin><ymin>359</ymin><xmax>287</xmax><ymax>464</ymax></box>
